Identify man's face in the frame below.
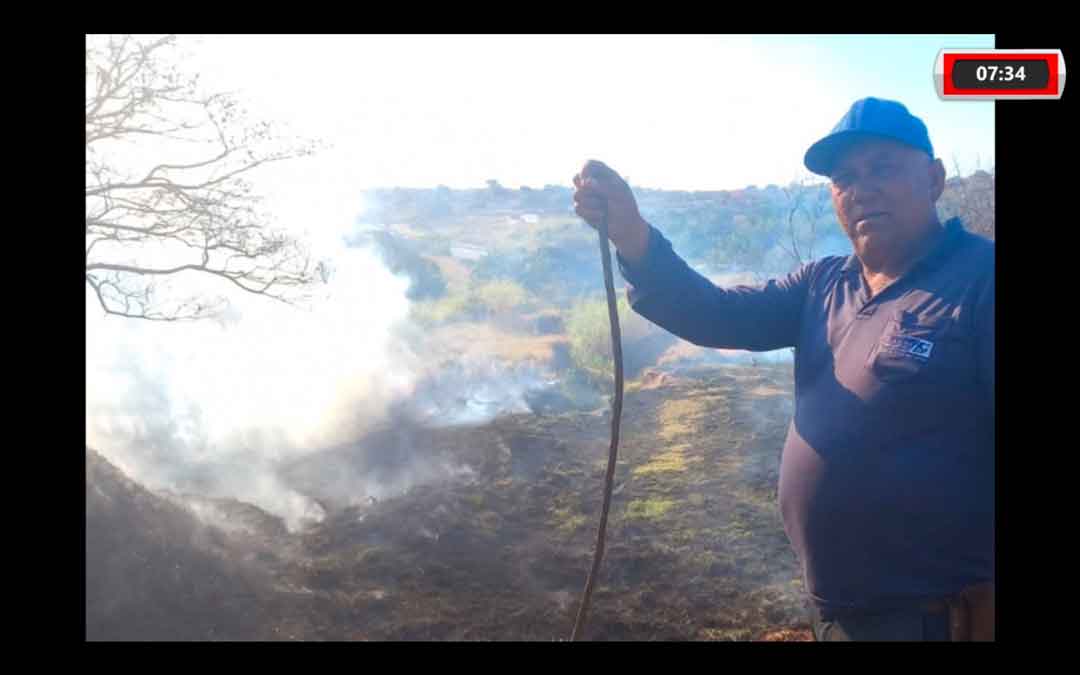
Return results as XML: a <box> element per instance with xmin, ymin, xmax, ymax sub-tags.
<box><xmin>828</xmin><ymin>138</ymin><xmax>945</xmax><ymax>269</ymax></box>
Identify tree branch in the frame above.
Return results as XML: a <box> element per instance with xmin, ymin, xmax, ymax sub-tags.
<box><xmin>85</xmin><ymin>34</ymin><xmax>319</xmax><ymax>322</ymax></box>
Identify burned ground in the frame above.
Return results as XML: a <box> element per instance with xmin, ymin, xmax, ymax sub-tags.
<box><xmin>86</xmin><ymin>363</ymin><xmax>812</xmax><ymax>641</ymax></box>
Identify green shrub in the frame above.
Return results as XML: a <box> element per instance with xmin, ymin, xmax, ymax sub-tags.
<box><xmin>410</xmin><ymin>290</ymin><xmax>477</xmax><ymax>326</ymax></box>
<box><xmin>409</xmin><ymin>280</ymin><xmax>534</xmax><ymax>326</ymax></box>
<box><xmin>472</xmin><ymin>279</ymin><xmax>528</xmax><ymax>316</ymax></box>
<box><xmin>566</xmin><ymin>295</ymin><xmax>656</xmax><ymax>382</ymax></box>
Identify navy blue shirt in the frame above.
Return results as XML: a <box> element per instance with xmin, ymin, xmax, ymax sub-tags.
<box><xmin>618</xmin><ymin>217</ymin><xmax>994</xmax><ymax>612</ymax></box>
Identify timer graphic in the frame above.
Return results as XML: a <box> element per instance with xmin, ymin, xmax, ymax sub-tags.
<box><xmin>935</xmin><ymin>49</ymin><xmax>1066</xmax><ymax>100</ymax></box>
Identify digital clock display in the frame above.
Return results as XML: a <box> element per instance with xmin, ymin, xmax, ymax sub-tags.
<box><xmin>951</xmin><ymin>59</ymin><xmax>1050</xmax><ymax>89</ymax></box>
<box><xmin>935</xmin><ymin>49</ymin><xmax>1066</xmax><ymax>100</ymax></box>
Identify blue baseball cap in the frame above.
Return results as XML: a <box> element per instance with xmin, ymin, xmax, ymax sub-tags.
<box><xmin>804</xmin><ymin>97</ymin><xmax>934</xmax><ymax>176</ymax></box>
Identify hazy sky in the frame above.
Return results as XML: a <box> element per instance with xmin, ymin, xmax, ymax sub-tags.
<box><xmin>180</xmin><ymin>34</ymin><xmax>995</xmax><ymax>200</ymax></box>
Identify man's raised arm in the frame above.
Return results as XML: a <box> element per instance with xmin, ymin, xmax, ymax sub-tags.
<box><xmin>573</xmin><ymin>159</ymin><xmax>812</xmax><ymax>352</ymax></box>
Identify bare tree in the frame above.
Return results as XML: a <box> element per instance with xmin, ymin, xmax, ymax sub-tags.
<box><xmin>777</xmin><ymin>175</ymin><xmax>829</xmax><ymax>269</ymax></box>
<box><xmin>86</xmin><ymin>35</ymin><xmax>323</xmax><ymax>321</ymax></box>
<box><xmin>940</xmin><ymin>156</ymin><xmax>995</xmax><ymax>240</ymax></box>
<box><xmin>778</xmin><ymin>182</ymin><xmax>807</xmax><ymax>265</ymax></box>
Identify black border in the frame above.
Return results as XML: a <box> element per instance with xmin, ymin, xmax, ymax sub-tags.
<box><xmin>993</xmin><ymin>30</ymin><xmax>1072</xmax><ymax>645</ymax></box>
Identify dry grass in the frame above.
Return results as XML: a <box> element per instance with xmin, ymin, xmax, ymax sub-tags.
<box><xmin>655</xmin><ymin>395</ymin><xmax>726</xmax><ymax>444</ymax></box>
<box><xmin>758</xmin><ymin>628</ymin><xmax>814</xmax><ymax>641</ymax></box>
<box><xmin>428</xmin><ymin>255</ymin><xmax>474</xmax><ymax>289</ymax></box>
<box><xmin>432</xmin><ymin>322</ymin><xmax>567</xmax><ymax>364</ymax></box>
<box><xmin>625</xmin><ymin>498</ymin><xmax>677</xmax><ymax>521</ymax></box>
<box><xmin>632</xmin><ymin>445</ymin><xmax>698</xmax><ymax>477</ymax></box>
<box><xmin>747</xmin><ymin>384</ymin><xmax>790</xmax><ymax>398</ymax></box>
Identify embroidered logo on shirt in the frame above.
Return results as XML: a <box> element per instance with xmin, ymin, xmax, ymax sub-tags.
<box><xmin>882</xmin><ymin>335</ymin><xmax>934</xmax><ymax>361</ymax></box>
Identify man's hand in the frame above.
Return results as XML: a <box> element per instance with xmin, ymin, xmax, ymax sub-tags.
<box><xmin>573</xmin><ymin>160</ymin><xmax>651</xmax><ymax>263</ymax></box>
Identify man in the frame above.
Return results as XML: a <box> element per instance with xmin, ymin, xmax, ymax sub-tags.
<box><xmin>572</xmin><ymin>97</ymin><xmax>994</xmax><ymax>641</ymax></box>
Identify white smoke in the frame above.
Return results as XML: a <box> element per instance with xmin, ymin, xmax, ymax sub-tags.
<box><xmin>86</xmin><ymin>219</ymin><xmax>420</xmax><ymax>531</ymax></box>
<box><xmin>406</xmin><ymin>357</ymin><xmax>556</xmax><ymax>426</ymax></box>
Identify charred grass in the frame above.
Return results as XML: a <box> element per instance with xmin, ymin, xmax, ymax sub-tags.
<box><xmin>279</xmin><ymin>364</ymin><xmax>805</xmax><ymax>640</ymax></box>
<box><xmin>87</xmin><ymin>363</ymin><xmax>811</xmax><ymax>641</ymax></box>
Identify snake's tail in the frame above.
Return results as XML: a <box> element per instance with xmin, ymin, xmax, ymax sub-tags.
<box><xmin>570</xmin><ymin>211</ymin><xmax>624</xmax><ymax>641</ymax></box>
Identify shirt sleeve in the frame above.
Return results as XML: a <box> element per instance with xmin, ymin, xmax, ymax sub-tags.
<box><xmin>616</xmin><ymin>224</ymin><xmax>812</xmax><ymax>351</ymax></box>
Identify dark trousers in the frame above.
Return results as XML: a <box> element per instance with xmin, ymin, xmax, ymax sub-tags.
<box><xmin>809</xmin><ymin>605</ymin><xmax>952</xmax><ymax>641</ymax></box>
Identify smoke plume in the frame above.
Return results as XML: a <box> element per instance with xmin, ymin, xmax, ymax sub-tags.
<box><xmin>85</xmin><ymin>239</ymin><xmax>419</xmax><ymax>531</ymax></box>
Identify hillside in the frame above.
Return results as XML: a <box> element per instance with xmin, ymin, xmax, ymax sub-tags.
<box><xmin>87</xmin><ymin>363</ymin><xmax>812</xmax><ymax>641</ymax></box>
<box><xmin>86</xmin><ymin>448</ymin><xmax>297</xmax><ymax>639</ymax></box>
<box><xmin>358</xmin><ymin>172</ymin><xmax>994</xmax><ymax>278</ymax></box>
<box><xmin>87</xmin><ymin>174</ymin><xmax>993</xmax><ymax>641</ymax></box>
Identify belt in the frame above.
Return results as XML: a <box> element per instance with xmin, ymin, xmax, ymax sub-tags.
<box><xmin>817</xmin><ymin>581</ymin><xmax>994</xmax><ymax>641</ymax></box>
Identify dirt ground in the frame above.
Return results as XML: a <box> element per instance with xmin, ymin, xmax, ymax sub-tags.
<box><xmin>87</xmin><ymin>363</ymin><xmax>814</xmax><ymax>641</ymax></box>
